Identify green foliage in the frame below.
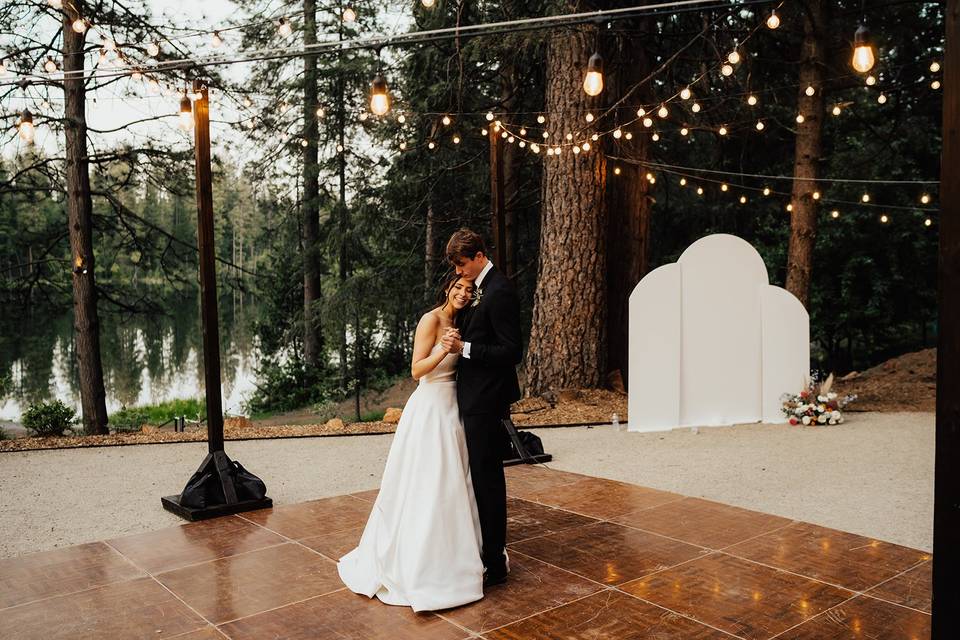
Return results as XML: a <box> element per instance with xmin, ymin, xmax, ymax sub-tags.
<box><xmin>360</xmin><ymin>409</ymin><xmax>386</xmax><ymax>422</ymax></box>
<box><xmin>21</xmin><ymin>400</ymin><xmax>76</xmax><ymax>438</ymax></box>
<box><xmin>110</xmin><ymin>398</ymin><xmax>206</xmax><ymax>433</ymax></box>
<box><xmin>246</xmin><ymin>356</ymin><xmax>338</xmax><ymax>415</ymax></box>
<box><xmin>0</xmin><ymin>426</ymin><xmax>10</xmax><ymax>441</ymax></box>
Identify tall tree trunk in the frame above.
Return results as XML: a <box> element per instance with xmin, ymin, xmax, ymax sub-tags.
<box><xmin>524</xmin><ymin>25</ymin><xmax>608</xmax><ymax>395</ymax></box>
<box><xmin>785</xmin><ymin>0</ymin><xmax>827</xmax><ymax>308</ymax></box>
<box><xmin>337</xmin><ymin>9</ymin><xmax>349</xmax><ymax>389</ymax></box>
<box><xmin>424</xmin><ymin>198</ymin><xmax>438</xmax><ymax>299</ymax></box>
<box><xmin>302</xmin><ymin>0</ymin><xmax>324</xmax><ymax>367</ymax></box>
<box><xmin>63</xmin><ymin>3</ymin><xmax>108</xmax><ymax>435</ymax></box>
<box><xmin>500</xmin><ymin>62</ymin><xmax>520</xmax><ymax>280</ymax></box>
<box><xmin>605</xmin><ymin>20</ymin><xmax>654</xmax><ymax>385</ymax></box>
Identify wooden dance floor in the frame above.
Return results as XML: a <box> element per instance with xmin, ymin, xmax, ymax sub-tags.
<box><xmin>0</xmin><ymin>465</ymin><xmax>931</xmax><ymax>639</ymax></box>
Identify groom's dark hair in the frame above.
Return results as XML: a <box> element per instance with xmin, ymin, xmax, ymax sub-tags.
<box><xmin>445</xmin><ymin>228</ymin><xmax>486</xmax><ymax>263</ymax></box>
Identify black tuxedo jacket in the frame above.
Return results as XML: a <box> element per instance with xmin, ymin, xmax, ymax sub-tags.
<box><xmin>456</xmin><ymin>266</ymin><xmax>522</xmax><ymax>416</ymax></box>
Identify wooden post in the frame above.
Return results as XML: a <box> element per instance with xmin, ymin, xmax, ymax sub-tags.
<box><xmin>192</xmin><ymin>80</ymin><xmax>226</xmax><ymax>456</ymax></box>
<box><xmin>933</xmin><ymin>0</ymin><xmax>960</xmax><ymax>635</ymax></box>
<box><xmin>489</xmin><ymin>125</ymin><xmax>507</xmax><ymax>272</ymax></box>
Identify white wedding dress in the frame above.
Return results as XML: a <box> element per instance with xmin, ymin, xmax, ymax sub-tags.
<box><xmin>338</xmin><ymin>344</ymin><xmax>484</xmax><ymax>611</ymax></box>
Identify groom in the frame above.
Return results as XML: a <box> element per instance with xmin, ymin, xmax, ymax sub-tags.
<box><xmin>441</xmin><ymin>229</ymin><xmax>522</xmax><ymax>588</ymax></box>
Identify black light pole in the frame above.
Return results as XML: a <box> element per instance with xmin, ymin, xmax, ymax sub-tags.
<box><xmin>162</xmin><ymin>80</ymin><xmax>271</xmax><ymax>521</ymax></box>
<box><xmin>933</xmin><ymin>0</ymin><xmax>959</xmax><ymax>635</ymax></box>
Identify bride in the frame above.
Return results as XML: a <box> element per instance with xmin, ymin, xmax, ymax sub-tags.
<box><xmin>337</xmin><ymin>273</ymin><xmax>484</xmax><ymax>611</ymax></box>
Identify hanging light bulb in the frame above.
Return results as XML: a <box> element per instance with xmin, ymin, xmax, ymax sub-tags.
<box><xmin>71</xmin><ymin>18</ymin><xmax>87</xmax><ymax>33</ymax></box>
<box><xmin>680</xmin><ymin>86</ymin><xmax>691</xmax><ymax>100</ymax></box>
<box><xmin>582</xmin><ymin>52</ymin><xmax>604</xmax><ymax>96</ymax></box>
<box><xmin>530</xmin><ymin>143</ymin><xmax>540</xmax><ymax>153</ymax></box>
<box><xmin>932</xmin><ymin>80</ymin><xmax>942</xmax><ymax>89</ymax></box>
<box><xmin>278</xmin><ymin>17</ymin><xmax>293</xmax><ymax>37</ymax></box>
<box><xmin>877</xmin><ymin>93</ymin><xmax>887</xmax><ymax>104</ymax></box>
<box><xmin>880</xmin><ymin>214</ymin><xmax>889</xmax><ymax>223</ymax></box>
<box><xmin>44</xmin><ymin>57</ymin><xmax>58</xmax><ymax>73</ymax></box>
<box><xmin>805</xmin><ymin>85</ymin><xmax>816</xmax><ymax>96</ymax></box>
<box><xmin>427</xmin><ymin>141</ymin><xmax>435</xmax><ymax>150</ymax></box>
<box><xmin>721</xmin><ymin>63</ymin><xmax>734</xmax><ymax>77</ymax></box>
<box><xmin>519</xmin><ymin>127</ymin><xmax>527</xmax><ymax>135</ymax></box>
<box><xmin>697</xmin><ymin>186</ymin><xmax>704</xmax><ymax>195</ymax></box>
<box><xmin>624</xmin><ymin>132</ymin><xmax>633</xmax><ymax>140</ymax></box>
<box><xmin>178</xmin><ymin>95</ymin><xmax>193</xmax><ymax>130</ymax></box>
<box><xmin>636</xmin><ymin>108</ymin><xmax>646</xmax><ymax>117</ymax></box>
<box><xmin>740</xmin><ymin>195</ymin><xmax>747</xmax><ymax>204</ymax></box>
<box><xmin>747</xmin><ymin>95</ymin><xmax>758</xmax><ymax>106</ymax></box>
<box><xmin>582</xmin><ymin>141</ymin><xmax>591</xmax><ymax>151</ymax></box>
<box><xmin>369</xmin><ymin>74</ymin><xmax>390</xmax><ymax>116</ymax></box>
<box><xmin>680</xmin><ymin>127</ymin><xmax>689</xmax><ymax>136</ymax></box>
<box><xmin>442</xmin><ymin>115</ymin><xmax>451</xmax><ymax>126</ymax></box>
<box><xmin>585</xmin><ymin>112</ymin><xmax>595</xmax><ymax>122</ymax></box>
<box><xmin>614</xmin><ymin>166</ymin><xmax>621</xmax><ymax>175</ymax></box>
<box><xmin>930</xmin><ymin>61</ymin><xmax>941</xmax><ymax>73</ymax></box>
<box><xmin>519</xmin><ymin>140</ymin><xmax>526</xmax><ymax>148</ymax></box>
<box><xmin>537</xmin><ymin>114</ymin><xmax>546</xmax><ymax>124</ymax></box>
<box><xmin>651</xmin><ymin>132</ymin><xmax>660</xmax><ymax>141</ymax></box>
<box><xmin>720</xmin><ymin>183</ymin><xmax>729</xmax><ymax>192</ymax></box>
<box><xmin>727</xmin><ymin>50</ymin><xmax>740</xmax><ymax>65</ymax></box>
<box><xmin>925</xmin><ymin>218</ymin><xmax>932</xmax><ymax>227</ymax></box>
<box><xmin>718</xmin><ymin>126</ymin><xmax>727</xmax><ymax>136</ymax></box>
<box><xmin>421</xmin><ymin>0</ymin><xmax>436</xmax><ymax>7</ymax></box>
<box><xmin>921</xmin><ymin>194</ymin><xmax>931</xmax><ymax>204</ymax></box>
<box><xmin>766</xmin><ymin>9</ymin><xmax>780</xmax><ymax>29</ymax></box>
<box><xmin>565</xmin><ymin>132</ymin><xmax>573</xmax><ymax>141</ymax></box>
<box><xmin>212</xmin><ymin>31</ymin><xmax>224</xmax><ymax>48</ymax></box>
<box><xmin>48</xmin><ymin>0</ymin><xmax>64</xmax><ymax>8</ymax></box>
<box><xmin>453</xmin><ymin>135</ymin><xmax>461</xmax><ymax>144</ymax></box>
<box><xmin>851</xmin><ymin>23</ymin><xmax>876</xmax><ymax>73</ymax></box>
<box><xmin>812</xmin><ymin>191</ymin><xmax>821</xmax><ymax>200</ymax></box>
<box><xmin>866</xmin><ymin>75</ymin><xmax>877</xmax><ymax>86</ymax></box>
<box><xmin>643</xmin><ymin>117</ymin><xmax>653</xmax><ymax>128</ymax></box>
<box><xmin>343</xmin><ymin>7</ymin><xmax>357</xmax><ymax>23</ymax></box>
<box><xmin>831</xmin><ymin>210</ymin><xmax>840</xmax><ymax>218</ymax></box>
<box><xmin>862</xmin><ymin>193</ymin><xmax>870</xmax><ymax>202</ymax></box>
<box><xmin>18</xmin><ymin>109</ymin><xmax>35</xmax><ymax>143</ymax></box>
<box><xmin>691</xmin><ymin>102</ymin><xmax>701</xmax><ymax>113</ymax></box>
<box><xmin>763</xmin><ymin>187</ymin><xmax>771</xmax><ymax>196</ymax></box>
<box><xmin>756</xmin><ymin>120</ymin><xmax>765</xmax><ymax>131</ymax></box>
<box><xmin>147</xmin><ymin>41</ymin><xmax>160</xmax><ymax>57</ymax></box>
<box><xmin>613</xmin><ymin>128</ymin><xmax>622</xmax><ymax>139</ymax></box>
<box><xmin>542</xmin><ymin>131</ymin><xmax>549</xmax><ymax>139</ymax></box>
<box><xmin>680</xmin><ymin>177</ymin><xmax>687</xmax><ymax>186</ymax></box>
<box><xmin>832</xmin><ymin>105</ymin><xmax>842</xmax><ymax>116</ymax></box>
<box><xmin>658</xmin><ymin>104</ymin><xmax>668</xmax><ymax>118</ymax></box>
<box><xmin>796</xmin><ymin>114</ymin><xmax>805</xmax><ymax>124</ymax></box>
<box><xmin>786</xmin><ymin>203</ymin><xmax>794</xmax><ymax>212</ymax></box>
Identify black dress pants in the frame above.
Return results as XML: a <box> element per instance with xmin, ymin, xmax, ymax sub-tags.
<box><xmin>462</xmin><ymin>407</ymin><xmax>510</xmax><ymax>572</ymax></box>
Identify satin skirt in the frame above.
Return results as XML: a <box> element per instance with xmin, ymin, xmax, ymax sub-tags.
<box><xmin>338</xmin><ymin>380</ymin><xmax>484</xmax><ymax>612</ymax></box>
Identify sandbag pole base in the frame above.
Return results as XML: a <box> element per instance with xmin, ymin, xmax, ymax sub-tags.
<box><xmin>161</xmin><ymin>451</ymin><xmax>272</xmax><ymax>522</ymax></box>
<box><xmin>501</xmin><ymin>418</ymin><xmax>553</xmax><ymax>467</ymax></box>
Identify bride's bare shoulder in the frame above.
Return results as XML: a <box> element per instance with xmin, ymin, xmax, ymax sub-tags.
<box><xmin>417</xmin><ymin>310</ymin><xmax>441</xmax><ymax>329</ymax></box>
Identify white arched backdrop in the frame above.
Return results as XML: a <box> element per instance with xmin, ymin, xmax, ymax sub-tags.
<box><xmin>627</xmin><ymin>234</ymin><xmax>810</xmax><ymax>432</ymax></box>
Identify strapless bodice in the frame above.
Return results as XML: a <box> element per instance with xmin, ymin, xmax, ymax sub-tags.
<box><xmin>421</xmin><ymin>343</ymin><xmax>458</xmax><ymax>385</ymax></box>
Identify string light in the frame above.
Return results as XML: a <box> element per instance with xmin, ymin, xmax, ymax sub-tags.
<box><xmin>453</xmin><ymin>134</ymin><xmax>461</xmax><ymax>144</ymax></box>
<box><xmin>399</xmin><ymin>140</ymin><xmax>407</xmax><ymax>150</ymax></box>
<box><xmin>680</xmin><ymin>177</ymin><xmax>687</xmax><ymax>186</ymax></box>
<box><xmin>805</xmin><ymin>85</ymin><xmax>815</xmax><ymax>96</ymax></box>
<box><xmin>718</xmin><ymin>126</ymin><xmax>727</xmax><ymax>136</ymax></box>
<box><xmin>680</xmin><ymin>127</ymin><xmax>689</xmax><ymax>136</ymax></box>
<box><xmin>832</xmin><ymin>105</ymin><xmax>842</xmax><ymax>116</ymax></box>
<box><xmin>537</xmin><ymin>114</ymin><xmax>546</xmax><ymax>124</ymax></box>
<box><xmin>71</xmin><ymin>18</ymin><xmax>87</xmax><ymax>33</ymax></box>
<box><xmin>763</xmin><ymin>187</ymin><xmax>771</xmax><ymax>196</ymax></box>
<box><xmin>739</xmin><ymin>195</ymin><xmax>747</xmax><ymax>204</ymax></box>
<box><xmin>766</xmin><ymin>9</ymin><xmax>780</xmax><ymax>29</ymax></box>
<box><xmin>643</xmin><ymin>117</ymin><xmax>653</xmax><ymax>127</ymax></box>
<box><xmin>583</xmin><ymin>52</ymin><xmax>604</xmax><ymax>96</ymax></box>
<box><xmin>862</xmin><ymin>193</ymin><xmax>870</xmax><ymax>202</ymax></box>
<box><xmin>278</xmin><ymin>17</ymin><xmax>293</xmax><ymax>37</ymax></box>
<box><xmin>582</xmin><ymin>141</ymin><xmax>590</xmax><ymax>151</ymax></box>
<box><xmin>48</xmin><ymin>0</ymin><xmax>63</xmax><ymax>8</ymax></box>
<box><xmin>519</xmin><ymin>127</ymin><xmax>526</xmax><ymax>135</ymax></box>
<box><xmin>697</xmin><ymin>186</ymin><xmax>704</xmax><ymax>195</ymax></box>
<box><xmin>877</xmin><ymin>93</ymin><xmax>887</xmax><ymax>104</ymax></box>
<box><xmin>721</xmin><ymin>63</ymin><xmax>734</xmax><ymax>76</ymax></box>
<box><xmin>831</xmin><ymin>210</ymin><xmax>840</xmax><ymax>218</ymax></box>
<box><xmin>866</xmin><ymin>75</ymin><xmax>877</xmax><ymax>86</ymax></box>
<box><xmin>336</xmin><ymin>143</ymin><xmax>344</xmax><ymax>152</ymax></box>
<box><xmin>932</xmin><ymin>80</ymin><xmax>941</xmax><ymax>90</ymax></box>
<box><xmin>880</xmin><ymin>213</ymin><xmax>889</xmax><ymax>223</ymax></box>
<box><xmin>796</xmin><ymin>114</ymin><xmax>805</xmax><ymax>124</ymax></box>
<box><xmin>925</xmin><ymin>218</ymin><xmax>933</xmax><ymax>227</ymax></box>
<box><xmin>507</xmin><ymin>136</ymin><xmax>515</xmax><ymax>143</ymax></box>
<box><xmin>212</xmin><ymin>31</ymin><xmax>224</xmax><ymax>48</ymax></box>
<box><xmin>369</xmin><ymin>74</ymin><xmax>390</xmax><ymax>115</ymax></box>
<box><xmin>18</xmin><ymin>109</ymin><xmax>34</xmax><ymax>143</ymax></box>
<box><xmin>565</xmin><ymin>132</ymin><xmax>573</xmax><ymax>140</ymax></box>
<box><xmin>921</xmin><ymin>194</ymin><xmax>931</xmax><ymax>204</ymax></box>
<box><xmin>812</xmin><ymin>191</ymin><xmax>821</xmax><ymax>200</ymax></box>
<box><xmin>624</xmin><ymin>132</ymin><xmax>633</xmax><ymax>140</ymax></box>
<box><xmin>300</xmin><ymin>139</ymin><xmax>308</xmax><ymax>147</ymax></box>
<box><xmin>613</xmin><ymin>128</ymin><xmax>622</xmax><ymax>139</ymax></box>
<box><xmin>756</xmin><ymin>120</ymin><xmax>765</xmax><ymax>131</ymax></box>
<box><xmin>691</xmin><ymin>102</ymin><xmax>701</xmax><ymax>113</ymax></box>
<box><xmin>442</xmin><ymin>115</ymin><xmax>451</xmax><ymax>125</ymax></box>
<box><xmin>636</xmin><ymin>108</ymin><xmax>646</xmax><ymax>117</ymax></box>
<box><xmin>727</xmin><ymin>49</ymin><xmax>740</xmax><ymax>65</ymax></box>
<box><xmin>786</xmin><ymin>203</ymin><xmax>793</xmax><ymax>212</ymax></box>
<box><xmin>421</xmin><ymin>0</ymin><xmax>436</xmax><ymax>7</ymax></box>
<box><xmin>747</xmin><ymin>95</ymin><xmax>758</xmax><ymax>106</ymax></box>
<box><xmin>147</xmin><ymin>42</ymin><xmax>160</xmax><ymax>57</ymax></box>
<box><xmin>930</xmin><ymin>61</ymin><xmax>941</xmax><ymax>73</ymax></box>
<box><xmin>614</xmin><ymin>166</ymin><xmax>621</xmax><ymax>175</ymax></box>
<box><xmin>585</xmin><ymin>112</ymin><xmax>595</xmax><ymax>122</ymax></box>
<box><xmin>44</xmin><ymin>57</ymin><xmax>58</xmax><ymax>73</ymax></box>
<box><xmin>343</xmin><ymin>7</ymin><xmax>357</xmax><ymax>23</ymax></box>
<box><xmin>480</xmin><ymin>128</ymin><xmax>487</xmax><ymax>136</ymax></box>
<box><xmin>427</xmin><ymin>141</ymin><xmax>435</xmax><ymax>149</ymax></box>
<box><xmin>658</xmin><ymin>104</ymin><xmax>668</xmax><ymax>118</ymax></box>
<box><xmin>542</xmin><ymin>131</ymin><xmax>549</xmax><ymax>139</ymax></box>
<box><xmin>178</xmin><ymin>95</ymin><xmax>193</xmax><ymax>131</ymax></box>
<box><xmin>530</xmin><ymin>143</ymin><xmax>540</xmax><ymax>153</ymax></box>
<box><xmin>852</xmin><ymin>23</ymin><xmax>876</xmax><ymax>73</ymax></box>
<box><xmin>652</xmin><ymin>133</ymin><xmax>660</xmax><ymax>141</ymax></box>
<box><xmin>680</xmin><ymin>86</ymin><xmax>691</xmax><ymax>100</ymax></box>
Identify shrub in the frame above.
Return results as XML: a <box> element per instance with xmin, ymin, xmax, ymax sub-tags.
<box><xmin>0</xmin><ymin>426</ymin><xmax>10</xmax><ymax>440</ymax></box>
<box><xmin>360</xmin><ymin>409</ymin><xmax>386</xmax><ymax>423</ymax></box>
<box><xmin>21</xmin><ymin>400</ymin><xmax>77</xmax><ymax>437</ymax></box>
<box><xmin>110</xmin><ymin>408</ymin><xmax>151</xmax><ymax>433</ymax></box>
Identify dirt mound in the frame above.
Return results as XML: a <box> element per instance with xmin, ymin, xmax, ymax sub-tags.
<box><xmin>835</xmin><ymin>348</ymin><xmax>936</xmax><ymax>412</ymax></box>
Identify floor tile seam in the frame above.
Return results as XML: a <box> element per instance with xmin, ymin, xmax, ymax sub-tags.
<box><xmin>714</xmin><ymin>520</ymin><xmax>801</xmax><ymax>553</ymax></box>
<box><xmin>765</xmin><ymin>591</ymin><xmax>862</xmax><ymax>640</ymax></box>
<box><xmin>860</xmin><ymin>557</ymin><xmax>931</xmax><ymax>595</ymax></box>
<box><xmin>441</xmin><ymin>584</ymin><xmax>610</xmax><ymax>636</ymax></box>
<box><xmin>856</xmin><ymin>587</ymin><xmax>933</xmax><ymax>616</ymax></box>
<box><xmin>168</xmin><ymin>625</ymin><xmax>231</xmax><ymax>639</ymax></box>
<box><xmin>714</xmin><ymin>550</ymin><xmax>862</xmax><ymax>594</ymax></box>
<box><xmin>429</xmin><ymin>606</ymin><xmax>488</xmax><ymax>638</ymax></box>
<box><xmin>612</xmin><ymin>550</ymin><xmax>725</xmax><ymax>588</ymax></box>
<box><xmin>597</xmin><ymin>518</ymin><xmax>720</xmax><ymax>552</ymax></box>
<box><xmin>143</xmin><ymin>540</ymin><xmax>293</xmax><ymax>578</ymax></box>
<box><xmin>232</xmin><ymin>512</ymin><xmax>349</xmax><ymax>559</ymax></box>
<box><xmin>612</xmin><ymin>589</ymin><xmax>747</xmax><ymax>639</ymax></box>
<box><xmin>524</xmin><ymin>493</ymin><xmax>688</xmax><ymax>521</ymax></box>
<box><xmin>507</xmin><ymin>549</ymin><xmax>616</xmax><ymax>589</ymax></box>
<box><xmin>213</xmin><ymin>586</ymin><xmax>348</xmax><ymax>627</ymax></box>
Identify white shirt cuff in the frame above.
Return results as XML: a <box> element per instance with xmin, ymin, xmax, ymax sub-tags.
<box><xmin>462</xmin><ymin>342</ymin><xmax>472</xmax><ymax>359</ymax></box>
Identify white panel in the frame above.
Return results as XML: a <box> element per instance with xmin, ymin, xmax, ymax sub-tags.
<box><xmin>678</xmin><ymin>235</ymin><xmax>768</xmax><ymax>427</ymax></box>
<box><xmin>627</xmin><ymin>263</ymin><xmax>682</xmax><ymax>432</ymax></box>
<box><xmin>761</xmin><ymin>285</ymin><xmax>811</xmax><ymax>422</ymax></box>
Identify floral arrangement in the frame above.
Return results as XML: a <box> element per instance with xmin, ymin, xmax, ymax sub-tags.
<box><xmin>781</xmin><ymin>373</ymin><xmax>856</xmax><ymax>426</ymax></box>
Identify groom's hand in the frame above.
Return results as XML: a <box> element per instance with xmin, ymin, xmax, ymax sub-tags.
<box><xmin>440</xmin><ymin>329</ymin><xmax>463</xmax><ymax>354</ymax></box>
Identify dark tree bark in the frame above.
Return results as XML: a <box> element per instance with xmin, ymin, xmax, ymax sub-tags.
<box><xmin>605</xmin><ymin>21</ymin><xmax>654</xmax><ymax>385</ymax></box>
<box><xmin>785</xmin><ymin>0</ymin><xmax>827</xmax><ymax>308</ymax></box>
<box><xmin>63</xmin><ymin>2</ymin><xmax>108</xmax><ymax>435</ymax></box>
<box><xmin>524</xmin><ymin>25</ymin><xmax>608</xmax><ymax>395</ymax></box>
<box><xmin>424</xmin><ymin>198</ymin><xmax>439</xmax><ymax>298</ymax></box>
<box><xmin>302</xmin><ymin>0</ymin><xmax>324</xmax><ymax>367</ymax></box>
<box><xmin>500</xmin><ymin>61</ymin><xmax>520</xmax><ymax>280</ymax></box>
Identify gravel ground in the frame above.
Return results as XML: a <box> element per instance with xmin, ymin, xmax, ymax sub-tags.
<box><xmin>0</xmin><ymin>411</ymin><xmax>933</xmax><ymax>559</ymax></box>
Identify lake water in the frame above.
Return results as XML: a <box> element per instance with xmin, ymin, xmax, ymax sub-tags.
<box><xmin>0</xmin><ymin>294</ymin><xmax>262</xmax><ymax>422</ymax></box>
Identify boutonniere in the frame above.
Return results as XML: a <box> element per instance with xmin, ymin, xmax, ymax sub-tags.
<box><xmin>471</xmin><ymin>287</ymin><xmax>484</xmax><ymax>308</ymax></box>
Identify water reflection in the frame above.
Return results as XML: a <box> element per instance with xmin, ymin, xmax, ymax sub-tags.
<box><xmin>0</xmin><ymin>295</ymin><xmax>260</xmax><ymax>421</ymax></box>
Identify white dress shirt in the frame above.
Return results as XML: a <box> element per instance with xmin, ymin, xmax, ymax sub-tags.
<box><xmin>462</xmin><ymin>260</ymin><xmax>494</xmax><ymax>359</ymax></box>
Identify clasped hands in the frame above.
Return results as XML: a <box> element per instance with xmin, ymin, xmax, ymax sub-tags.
<box><xmin>440</xmin><ymin>327</ymin><xmax>464</xmax><ymax>355</ymax></box>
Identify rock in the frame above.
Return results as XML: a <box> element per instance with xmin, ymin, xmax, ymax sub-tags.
<box><xmin>557</xmin><ymin>388</ymin><xmax>581</xmax><ymax>403</ymax></box>
<box><xmin>606</xmin><ymin>370</ymin><xmax>626</xmax><ymax>395</ymax></box>
<box><xmin>841</xmin><ymin>371</ymin><xmax>860</xmax><ymax>381</ymax></box>
<box><xmin>325</xmin><ymin>418</ymin><xmax>345</xmax><ymax>431</ymax></box>
<box><xmin>382</xmin><ymin>407</ymin><xmax>403</xmax><ymax>424</ymax></box>
<box><xmin>224</xmin><ymin>417</ymin><xmax>253</xmax><ymax>431</ymax></box>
